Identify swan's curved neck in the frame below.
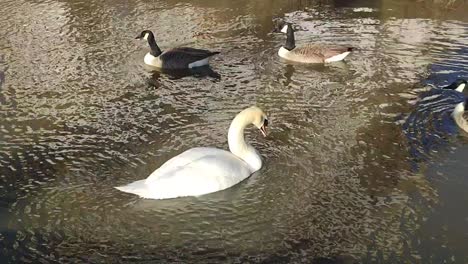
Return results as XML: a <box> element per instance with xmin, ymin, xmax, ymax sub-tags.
<box><xmin>146</xmin><ymin>32</ymin><xmax>162</xmax><ymax>57</ymax></box>
<box><xmin>228</xmin><ymin>113</ymin><xmax>262</xmax><ymax>172</ymax></box>
<box><xmin>452</xmin><ymin>102</ymin><xmax>468</xmax><ymax>133</ymax></box>
<box><xmin>284</xmin><ymin>26</ymin><xmax>295</xmax><ymax>51</ymax></box>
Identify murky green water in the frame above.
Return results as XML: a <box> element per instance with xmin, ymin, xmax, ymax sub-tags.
<box><xmin>1</xmin><ymin>0</ymin><xmax>467</xmax><ymax>262</ymax></box>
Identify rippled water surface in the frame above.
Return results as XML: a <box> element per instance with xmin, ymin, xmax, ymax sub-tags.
<box><xmin>1</xmin><ymin>0</ymin><xmax>468</xmax><ymax>262</ymax></box>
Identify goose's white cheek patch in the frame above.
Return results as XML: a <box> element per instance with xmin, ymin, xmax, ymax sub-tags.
<box><xmin>281</xmin><ymin>25</ymin><xmax>288</xmax><ymax>33</ymax></box>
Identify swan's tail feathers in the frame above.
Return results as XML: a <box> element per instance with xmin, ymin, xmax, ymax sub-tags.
<box><xmin>115</xmin><ymin>180</ymin><xmax>152</xmax><ymax>198</ymax></box>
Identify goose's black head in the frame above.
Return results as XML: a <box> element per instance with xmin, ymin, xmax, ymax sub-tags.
<box><xmin>135</xmin><ymin>30</ymin><xmax>162</xmax><ymax>56</ymax></box>
<box><xmin>280</xmin><ymin>23</ymin><xmax>294</xmax><ymax>34</ymax></box>
<box><xmin>443</xmin><ymin>79</ymin><xmax>467</xmax><ymax>93</ymax></box>
<box><xmin>135</xmin><ymin>30</ymin><xmax>154</xmax><ymax>40</ymax></box>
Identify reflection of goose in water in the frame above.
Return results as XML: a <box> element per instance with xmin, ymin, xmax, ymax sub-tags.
<box><xmin>145</xmin><ymin>65</ymin><xmax>221</xmax><ymax>81</ymax></box>
<box><xmin>402</xmin><ymin>80</ymin><xmax>467</xmax><ymax>166</ymax></box>
<box><xmin>0</xmin><ymin>63</ymin><xmax>6</xmax><ymax>90</ymax></box>
<box><xmin>0</xmin><ymin>70</ymin><xmax>4</xmax><ymax>89</ymax></box>
<box><xmin>157</xmin><ymin>65</ymin><xmax>221</xmax><ymax>80</ymax></box>
<box><xmin>146</xmin><ymin>66</ymin><xmax>221</xmax><ymax>88</ymax></box>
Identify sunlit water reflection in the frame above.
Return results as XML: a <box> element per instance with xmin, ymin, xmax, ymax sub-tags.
<box><xmin>1</xmin><ymin>0</ymin><xmax>468</xmax><ymax>263</ymax></box>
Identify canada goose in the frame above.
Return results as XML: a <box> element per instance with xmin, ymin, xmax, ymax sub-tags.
<box><xmin>442</xmin><ymin>79</ymin><xmax>468</xmax><ymax>132</ymax></box>
<box><xmin>136</xmin><ymin>30</ymin><xmax>220</xmax><ymax>70</ymax></box>
<box><xmin>278</xmin><ymin>23</ymin><xmax>353</xmax><ymax>63</ymax></box>
<box><xmin>115</xmin><ymin>106</ymin><xmax>268</xmax><ymax>199</ymax></box>
<box><xmin>452</xmin><ymin>98</ymin><xmax>468</xmax><ymax>133</ymax></box>
<box><xmin>442</xmin><ymin>79</ymin><xmax>467</xmax><ymax>93</ymax></box>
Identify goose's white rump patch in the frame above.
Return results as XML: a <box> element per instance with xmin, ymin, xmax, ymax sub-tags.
<box><xmin>188</xmin><ymin>58</ymin><xmax>209</xmax><ymax>68</ymax></box>
<box><xmin>324</xmin><ymin>51</ymin><xmax>351</xmax><ymax>63</ymax></box>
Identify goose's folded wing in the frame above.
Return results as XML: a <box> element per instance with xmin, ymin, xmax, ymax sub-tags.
<box><xmin>160</xmin><ymin>47</ymin><xmax>220</xmax><ymax>66</ymax></box>
<box><xmin>291</xmin><ymin>44</ymin><xmax>351</xmax><ymax>59</ymax></box>
<box><xmin>289</xmin><ymin>45</ymin><xmax>326</xmax><ymax>61</ymax></box>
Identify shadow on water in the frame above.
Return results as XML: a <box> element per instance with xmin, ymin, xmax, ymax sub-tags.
<box><xmin>402</xmin><ymin>88</ymin><xmax>465</xmax><ymax>170</ymax></box>
<box><xmin>0</xmin><ymin>71</ymin><xmax>4</xmax><ymax>88</ymax></box>
<box><xmin>146</xmin><ymin>66</ymin><xmax>221</xmax><ymax>87</ymax></box>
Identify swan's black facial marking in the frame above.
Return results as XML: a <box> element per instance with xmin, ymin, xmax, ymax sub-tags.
<box><xmin>263</xmin><ymin>118</ymin><xmax>268</xmax><ymax>127</ymax></box>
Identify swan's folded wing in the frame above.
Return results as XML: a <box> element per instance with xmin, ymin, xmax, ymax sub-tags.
<box><xmin>144</xmin><ymin>154</ymin><xmax>252</xmax><ymax>199</ymax></box>
<box><xmin>147</xmin><ymin>148</ymin><xmax>230</xmax><ymax>181</ymax></box>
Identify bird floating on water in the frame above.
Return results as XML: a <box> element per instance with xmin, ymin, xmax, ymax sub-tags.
<box><xmin>115</xmin><ymin>106</ymin><xmax>269</xmax><ymax>199</ymax></box>
<box><xmin>136</xmin><ymin>30</ymin><xmax>220</xmax><ymax>70</ymax></box>
<box><xmin>277</xmin><ymin>23</ymin><xmax>353</xmax><ymax>64</ymax></box>
<box><xmin>443</xmin><ymin>79</ymin><xmax>468</xmax><ymax>132</ymax></box>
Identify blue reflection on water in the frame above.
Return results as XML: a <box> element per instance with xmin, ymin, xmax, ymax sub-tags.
<box><xmin>402</xmin><ymin>88</ymin><xmax>465</xmax><ymax>170</ymax></box>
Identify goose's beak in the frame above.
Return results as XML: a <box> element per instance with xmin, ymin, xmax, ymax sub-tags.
<box><xmin>135</xmin><ymin>36</ymin><xmax>141</xmax><ymax>39</ymax></box>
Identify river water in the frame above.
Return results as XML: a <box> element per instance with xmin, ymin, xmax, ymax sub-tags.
<box><xmin>1</xmin><ymin>0</ymin><xmax>467</xmax><ymax>262</ymax></box>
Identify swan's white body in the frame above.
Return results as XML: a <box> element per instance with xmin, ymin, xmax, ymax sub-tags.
<box><xmin>115</xmin><ymin>106</ymin><xmax>268</xmax><ymax>199</ymax></box>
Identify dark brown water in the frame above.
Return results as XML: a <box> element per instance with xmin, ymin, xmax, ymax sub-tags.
<box><xmin>1</xmin><ymin>0</ymin><xmax>468</xmax><ymax>263</ymax></box>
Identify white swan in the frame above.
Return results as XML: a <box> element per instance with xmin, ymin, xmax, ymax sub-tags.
<box><xmin>115</xmin><ymin>106</ymin><xmax>269</xmax><ymax>199</ymax></box>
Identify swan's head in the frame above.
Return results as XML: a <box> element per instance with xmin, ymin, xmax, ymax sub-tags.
<box><xmin>444</xmin><ymin>79</ymin><xmax>467</xmax><ymax>93</ymax></box>
<box><xmin>136</xmin><ymin>30</ymin><xmax>154</xmax><ymax>41</ymax></box>
<box><xmin>242</xmin><ymin>106</ymin><xmax>269</xmax><ymax>137</ymax></box>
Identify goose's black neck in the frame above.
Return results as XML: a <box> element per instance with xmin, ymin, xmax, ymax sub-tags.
<box><xmin>444</xmin><ymin>79</ymin><xmax>466</xmax><ymax>91</ymax></box>
<box><xmin>284</xmin><ymin>25</ymin><xmax>296</xmax><ymax>51</ymax></box>
<box><xmin>147</xmin><ymin>32</ymin><xmax>162</xmax><ymax>57</ymax></box>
